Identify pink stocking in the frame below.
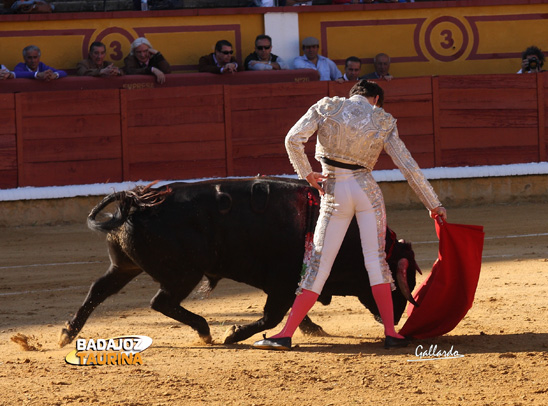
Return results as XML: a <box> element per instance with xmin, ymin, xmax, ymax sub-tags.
<box><xmin>271</xmin><ymin>289</ymin><xmax>319</xmax><ymax>339</ymax></box>
<box><xmin>371</xmin><ymin>283</ymin><xmax>405</xmax><ymax>339</ymax></box>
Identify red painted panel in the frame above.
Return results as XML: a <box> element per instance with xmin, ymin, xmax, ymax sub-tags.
<box><xmin>386</xmin><ymin>100</ymin><xmax>433</xmax><ymax>118</ymax></box>
<box><xmin>21</xmin><ymin>115</ymin><xmax>121</xmax><ymax>140</ymax></box>
<box><xmin>127</xmin><ymin>105</ymin><xmax>224</xmax><ymax>127</ymax></box>
<box><xmin>128</xmin><ymin>141</ymin><xmax>226</xmax><ymax>163</ymax></box>
<box><xmin>438</xmin><ymin>74</ymin><xmax>536</xmax><ymax>90</ymax></box>
<box><xmin>397</xmin><ymin>116</ymin><xmax>434</xmax><ymax>135</ymax></box>
<box><xmin>128</xmin><ymin>160</ymin><xmax>226</xmax><ymax>182</ymax></box>
<box><xmin>20</xmin><ymin>159</ymin><xmax>122</xmax><ymax>187</ymax></box>
<box><xmin>22</xmin><ymin>136</ymin><xmax>121</xmax><ymax>163</ymax></box>
<box><xmin>0</xmin><ymin>170</ymin><xmax>17</xmax><ymax>188</ymax></box>
<box><xmin>439</xmin><ymin>88</ymin><xmax>537</xmax><ymax>109</ymax></box>
<box><xmin>441</xmin><ymin>146</ymin><xmax>538</xmax><ymax>167</ymax></box>
<box><xmin>0</xmin><ymin>148</ymin><xmax>16</xmax><ymax>170</ymax></box>
<box><xmin>441</xmin><ymin>127</ymin><xmax>537</xmax><ymax>149</ymax></box>
<box><xmin>128</xmin><ymin>123</ymin><xmax>226</xmax><ymax>145</ymax></box>
<box><xmin>439</xmin><ymin>109</ymin><xmax>538</xmax><ymax>128</ymax></box>
<box><xmin>18</xmin><ymin>90</ymin><xmax>120</xmax><ymax>117</ymax></box>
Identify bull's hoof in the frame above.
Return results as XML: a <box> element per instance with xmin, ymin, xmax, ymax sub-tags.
<box><xmin>199</xmin><ymin>333</ymin><xmax>213</xmax><ymax>344</ymax></box>
<box><xmin>222</xmin><ymin>325</ymin><xmax>238</xmax><ymax>344</ymax></box>
<box><xmin>299</xmin><ymin>323</ymin><xmax>329</xmax><ymax>337</ymax></box>
<box><xmin>59</xmin><ymin>326</ymin><xmax>76</xmax><ymax>348</ymax></box>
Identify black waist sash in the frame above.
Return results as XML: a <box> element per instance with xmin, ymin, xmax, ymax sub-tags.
<box><xmin>321</xmin><ymin>157</ymin><xmax>365</xmax><ymax>171</ymax></box>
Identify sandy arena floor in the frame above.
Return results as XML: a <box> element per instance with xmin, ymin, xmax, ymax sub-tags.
<box><xmin>0</xmin><ymin>201</ymin><xmax>547</xmax><ymax>405</ymax></box>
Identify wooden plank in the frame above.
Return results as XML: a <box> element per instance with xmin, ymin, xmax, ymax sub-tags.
<box><xmin>0</xmin><ymin>148</ymin><xmax>16</xmax><ymax>171</ymax></box>
<box><xmin>128</xmin><ymin>140</ymin><xmax>226</xmax><ymax>163</ymax></box>
<box><xmin>231</xmin><ymin>108</ymin><xmax>309</xmax><ymax>141</ymax></box>
<box><xmin>377</xmin><ymin>76</ymin><xmax>432</xmax><ymax>97</ymax></box>
<box><xmin>396</xmin><ymin>116</ymin><xmax>433</xmax><ymax>135</ymax></box>
<box><xmin>439</xmin><ymin>88</ymin><xmax>537</xmax><ymax>110</ymax></box>
<box><xmin>233</xmin><ymin>156</ymin><xmax>297</xmax><ymax>177</ymax></box>
<box><xmin>432</xmin><ymin>76</ymin><xmax>441</xmax><ymax>168</ymax></box>
<box><xmin>19</xmin><ymin>159</ymin><xmax>122</xmax><ymax>187</ymax></box>
<box><xmin>128</xmin><ymin>160</ymin><xmax>226</xmax><ymax>182</ymax></box>
<box><xmin>15</xmin><ymin>93</ymin><xmax>24</xmax><ymax>188</ymax></box>
<box><xmin>0</xmin><ymin>109</ymin><xmax>15</xmax><ymax>134</ymax></box>
<box><xmin>386</xmin><ymin>101</ymin><xmax>433</xmax><ymax>118</ymax></box>
<box><xmin>537</xmin><ymin>73</ymin><xmax>546</xmax><ymax>161</ymax></box>
<box><xmin>123</xmin><ymin>85</ymin><xmax>224</xmax><ymax>103</ymax></box>
<box><xmin>375</xmin><ymin>153</ymin><xmax>435</xmax><ymax>170</ymax></box>
<box><xmin>22</xmin><ymin>136</ymin><xmax>121</xmax><ymax>163</ymax></box>
<box><xmin>224</xmin><ymin>85</ymin><xmax>233</xmax><ymax>177</ymax></box>
<box><xmin>441</xmin><ymin>128</ymin><xmax>537</xmax><ymax>149</ymax></box>
<box><xmin>230</xmin><ymin>94</ymin><xmax>331</xmax><ymax>112</ymax></box>
<box><xmin>127</xmin><ymin>105</ymin><xmax>224</xmax><ymax>127</ymax></box>
<box><xmin>128</xmin><ymin>123</ymin><xmax>226</xmax><ymax>145</ymax></box>
<box><xmin>120</xmin><ymin>89</ymin><xmax>130</xmax><ymax>183</ymax></box>
<box><xmin>18</xmin><ymin>90</ymin><xmax>120</xmax><ymax>118</ymax></box>
<box><xmin>441</xmin><ymin>146</ymin><xmax>538</xmax><ymax>167</ymax></box>
<box><xmin>0</xmin><ymin>170</ymin><xmax>17</xmax><ymax>189</ymax></box>
<box><xmin>438</xmin><ymin>74</ymin><xmax>536</xmax><ymax>90</ymax></box>
<box><xmin>126</xmin><ymin>93</ymin><xmax>224</xmax><ymax>110</ymax></box>
<box><xmin>439</xmin><ymin>109</ymin><xmax>538</xmax><ymax>128</ymax></box>
<box><xmin>229</xmin><ymin>81</ymin><xmax>328</xmax><ymax>100</ymax></box>
<box><xmin>21</xmin><ymin>115</ymin><xmax>121</xmax><ymax>140</ymax></box>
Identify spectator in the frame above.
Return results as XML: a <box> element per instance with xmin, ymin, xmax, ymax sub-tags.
<box><xmin>199</xmin><ymin>40</ymin><xmax>241</xmax><ymax>74</ymax></box>
<box><xmin>123</xmin><ymin>37</ymin><xmax>171</xmax><ymax>84</ymax></box>
<box><xmin>76</xmin><ymin>41</ymin><xmax>123</xmax><ymax>77</ymax></box>
<box><xmin>13</xmin><ymin>45</ymin><xmax>67</xmax><ymax>81</ymax></box>
<box><xmin>360</xmin><ymin>52</ymin><xmax>393</xmax><ymax>81</ymax></box>
<box><xmin>518</xmin><ymin>45</ymin><xmax>545</xmax><ymax>74</ymax></box>
<box><xmin>0</xmin><ymin>64</ymin><xmax>14</xmax><ymax>80</ymax></box>
<box><xmin>244</xmin><ymin>34</ymin><xmax>289</xmax><ymax>71</ymax></box>
<box><xmin>337</xmin><ymin>56</ymin><xmax>361</xmax><ymax>82</ymax></box>
<box><xmin>294</xmin><ymin>36</ymin><xmax>342</xmax><ymax>81</ymax></box>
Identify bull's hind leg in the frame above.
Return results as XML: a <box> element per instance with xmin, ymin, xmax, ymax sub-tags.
<box><xmin>59</xmin><ymin>263</ymin><xmax>142</xmax><ymax>347</ymax></box>
<box><xmin>150</xmin><ymin>270</ymin><xmax>211</xmax><ymax>344</ymax></box>
<box><xmin>222</xmin><ymin>293</ymin><xmax>293</xmax><ymax>344</ymax></box>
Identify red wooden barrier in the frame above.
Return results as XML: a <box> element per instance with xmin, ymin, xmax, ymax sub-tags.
<box><xmin>122</xmin><ymin>85</ymin><xmax>227</xmax><ymax>181</ymax></box>
<box><xmin>1</xmin><ymin>72</ymin><xmax>546</xmax><ymax>189</ymax></box>
<box><xmin>0</xmin><ymin>93</ymin><xmax>16</xmax><ymax>188</ymax></box>
<box><xmin>15</xmin><ymin>90</ymin><xmax>122</xmax><ymax>187</ymax></box>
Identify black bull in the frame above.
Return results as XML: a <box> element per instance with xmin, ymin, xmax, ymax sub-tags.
<box><xmin>59</xmin><ymin>177</ymin><xmax>420</xmax><ymax>347</ymax></box>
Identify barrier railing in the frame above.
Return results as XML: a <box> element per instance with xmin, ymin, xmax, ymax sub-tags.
<box><xmin>1</xmin><ymin>71</ymin><xmax>546</xmax><ymax>189</ymax></box>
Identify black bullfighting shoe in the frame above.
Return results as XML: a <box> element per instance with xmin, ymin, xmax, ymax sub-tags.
<box><xmin>252</xmin><ymin>334</ymin><xmax>292</xmax><ymax>351</ymax></box>
<box><xmin>384</xmin><ymin>335</ymin><xmax>410</xmax><ymax>349</ymax></box>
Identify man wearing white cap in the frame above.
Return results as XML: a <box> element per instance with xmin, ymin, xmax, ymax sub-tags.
<box><xmin>294</xmin><ymin>37</ymin><xmax>342</xmax><ymax>81</ymax></box>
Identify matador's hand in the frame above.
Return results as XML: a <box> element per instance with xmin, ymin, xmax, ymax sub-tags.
<box><xmin>429</xmin><ymin>206</ymin><xmax>447</xmax><ymax>225</ymax></box>
<box><xmin>305</xmin><ymin>172</ymin><xmax>327</xmax><ymax>196</ymax></box>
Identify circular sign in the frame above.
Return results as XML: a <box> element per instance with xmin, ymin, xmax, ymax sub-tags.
<box><xmin>424</xmin><ymin>17</ymin><xmax>470</xmax><ymax>62</ymax></box>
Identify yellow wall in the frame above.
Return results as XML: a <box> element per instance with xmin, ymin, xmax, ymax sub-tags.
<box><xmin>0</xmin><ymin>2</ymin><xmax>547</xmax><ymax>77</ymax></box>
<box><xmin>299</xmin><ymin>2</ymin><xmax>548</xmax><ymax>77</ymax></box>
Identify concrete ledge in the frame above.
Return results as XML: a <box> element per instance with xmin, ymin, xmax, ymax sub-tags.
<box><xmin>1</xmin><ymin>174</ymin><xmax>546</xmax><ymax>227</ymax></box>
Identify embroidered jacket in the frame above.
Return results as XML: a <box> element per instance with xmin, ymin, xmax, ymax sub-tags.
<box><xmin>285</xmin><ymin>94</ymin><xmax>441</xmax><ymax>210</ymax></box>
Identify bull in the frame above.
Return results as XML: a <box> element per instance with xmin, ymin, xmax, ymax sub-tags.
<box><xmin>59</xmin><ymin>177</ymin><xmax>420</xmax><ymax>347</ymax></box>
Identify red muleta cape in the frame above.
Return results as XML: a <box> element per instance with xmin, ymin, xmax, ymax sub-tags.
<box><xmin>399</xmin><ymin>220</ymin><xmax>485</xmax><ymax>339</ymax></box>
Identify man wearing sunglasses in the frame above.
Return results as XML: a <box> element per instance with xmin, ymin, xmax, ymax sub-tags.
<box><xmin>294</xmin><ymin>36</ymin><xmax>342</xmax><ymax>81</ymax></box>
<box><xmin>244</xmin><ymin>34</ymin><xmax>289</xmax><ymax>71</ymax></box>
<box><xmin>199</xmin><ymin>40</ymin><xmax>240</xmax><ymax>74</ymax></box>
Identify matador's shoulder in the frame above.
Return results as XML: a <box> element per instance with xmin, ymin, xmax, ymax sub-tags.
<box><xmin>315</xmin><ymin>96</ymin><xmax>345</xmax><ymax>116</ymax></box>
<box><xmin>372</xmin><ymin>108</ymin><xmax>397</xmax><ymax>132</ymax></box>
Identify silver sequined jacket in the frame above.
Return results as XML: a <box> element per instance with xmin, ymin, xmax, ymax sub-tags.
<box><xmin>285</xmin><ymin>94</ymin><xmax>441</xmax><ymax>210</ymax></box>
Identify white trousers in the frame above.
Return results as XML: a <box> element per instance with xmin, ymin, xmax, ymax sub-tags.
<box><xmin>299</xmin><ymin>167</ymin><xmax>393</xmax><ymax>295</ymax></box>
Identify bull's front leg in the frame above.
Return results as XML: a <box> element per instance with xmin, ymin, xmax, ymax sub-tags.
<box><xmin>150</xmin><ymin>272</ymin><xmax>212</xmax><ymax>344</ymax></box>
<box><xmin>222</xmin><ymin>293</ymin><xmax>293</xmax><ymax>344</ymax></box>
<box><xmin>59</xmin><ymin>265</ymin><xmax>142</xmax><ymax>347</ymax></box>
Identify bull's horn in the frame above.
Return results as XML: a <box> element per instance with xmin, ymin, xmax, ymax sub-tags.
<box><xmin>416</xmin><ymin>262</ymin><xmax>423</xmax><ymax>275</ymax></box>
<box><xmin>396</xmin><ymin>258</ymin><xmax>419</xmax><ymax>307</ymax></box>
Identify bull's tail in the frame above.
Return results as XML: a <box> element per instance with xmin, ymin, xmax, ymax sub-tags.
<box><xmin>87</xmin><ymin>182</ymin><xmax>172</xmax><ymax>233</ymax></box>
